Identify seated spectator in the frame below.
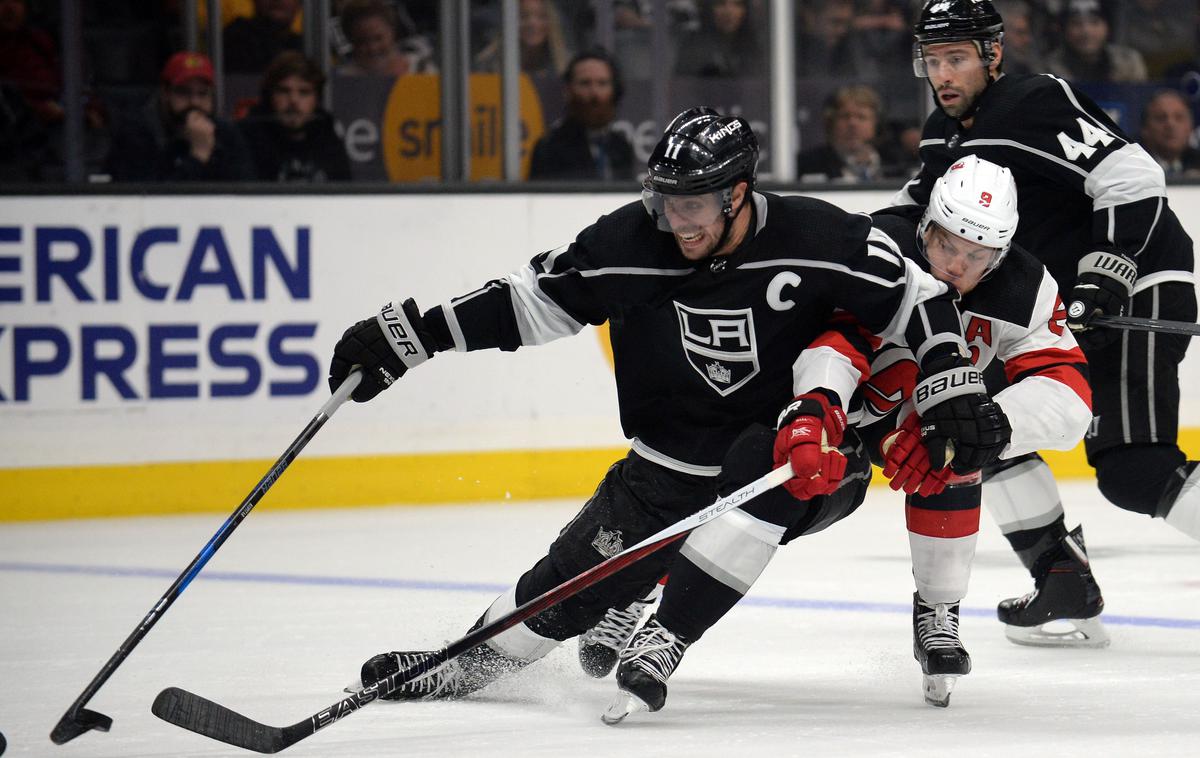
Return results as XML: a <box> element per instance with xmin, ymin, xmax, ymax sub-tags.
<box><xmin>993</xmin><ymin>0</ymin><xmax>1046</xmax><ymax>76</ymax></box>
<box><xmin>475</xmin><ymin>0</ymin><xmax>570</xmax><ymax>76</ymax></box>
<box><xmin>104</xmin><ymin>51</ymin><xmax>254</xmax><ymax>181</ymax></box>
<box><xmin>1113</xmin><ymin>0</ymin><xmax>1196</xmax><ymax>79</ymax></box>
<box><xmin>529</xmin><ymin>49</ymin><xmax>634</xmax><ymax>181</ymax></box>
<box><xmin>1045</xmin><ymin>0</ymin><xmax>1147</xmax><ymax>83</ymax></box>
<box><xmin>1138</xmin><ymin>89</ymin><xmax>1200</xmax><ymax>178</ymax></box>
<box><xmin>850</xmin><ymin>0</ymin><xmax>911</xmax><ymax>76</ymax></box>
<box><xmin>238</xmin><ymin>51</ymin><xmax>351</xmax><ymax>182</ymax></box>
<box><xmin>796</xmin><ymin>0</ymin><xmax>874</xmax><ymax>79</ymax></box>
<box><xmin>337</xmin><ymin>0</ymin><xmax>436</xmax><ymax>77</ymax></box>
<box><xmin>198</xmin><ymin>0</ymin><xmax>304</xmax><ymax>35</ymax></box>
<box><xmin>610</xmin><ymin>0</ymin><xmax>698</xmax><ymax>78</ymax></box>
<box><xmin>0</xmin><ymin>0</ymin><xmax>61</xmax><ymax>127</ymax></box>
<box><xmin>673</xmin><ymin>0</ymin><xmax>765</xmax><ymax>79</ymax></box>
<box><xmin>0</xmin><ymin>82</ymin><xmax>47</xmax><ymax>181</ymax></box>
<box><xmin>797</xmin><ymin>84</ymin><xmax>904</xmax><ymax>183</ymax></box>
<box><xmin>223</xmin><ymin>0</ymin><xmax>303</xmax><ymax>74</ymax></box>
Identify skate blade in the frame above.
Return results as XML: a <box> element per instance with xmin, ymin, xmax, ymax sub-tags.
<box><xmin>1004</xmin><ymin>617</ymin><xmax>1111</xmax><ymax>649</ymax></box>
<box><xmin>922</xmin><ymin>674</ymin><xmax>959</xmax><ymax>708</ymax></box>
<box><xmin>601</xmin><ymin>690</ymin><xmax>649</xmax><ymax>726</ymax></box>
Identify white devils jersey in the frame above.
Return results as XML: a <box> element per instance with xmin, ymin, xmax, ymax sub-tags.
<box><xmin>861</xmin><ymin>208</ymin><xmax>1093</xmax><ymax>459</ymax></box>
<box><xmin>418</xmin><ymin>192</ymin><xmax>967</xmax><ymax>475</ymax></box>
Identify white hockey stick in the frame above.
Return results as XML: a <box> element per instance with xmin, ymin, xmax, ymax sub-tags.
<box><xmin>152</xmin><ymin>462</ymin><xmax>794</xmax><ymax>753</ymax></box>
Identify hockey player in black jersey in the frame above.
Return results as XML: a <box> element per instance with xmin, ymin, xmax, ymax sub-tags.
<box><xmin>599</xmin><ymin>155</ymin><xmax>1091</xmax><ymax>720</ymax></box>
<box><xmin>894</xmin><ymin>0</ymin><xmax>1199</xmax><ymax>646</ymax></box>
<box><xmin>326</xmin><ymin>107</ymin><xmax>1010</xmax><ymax>702</ymax></box>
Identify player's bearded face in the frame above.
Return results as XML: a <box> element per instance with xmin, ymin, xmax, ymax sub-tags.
<box><xmin>922</xmin><ymin>223</ymin><xmax>999</xmax><ymax>294</ymax></box>
<box><xmin>923</xmin><ymin>42</ymin><xmax>990</xmax><ymax>119</ymax></box>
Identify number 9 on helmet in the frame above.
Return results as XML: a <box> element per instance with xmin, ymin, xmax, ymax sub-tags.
<box><xmin>917</xmin><ymin>154</ymin><xmax>1019</xmax><ymax>291</ymax></box>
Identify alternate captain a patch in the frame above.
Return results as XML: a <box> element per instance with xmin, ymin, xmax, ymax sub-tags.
<box><xmin>674</xmin><ymin>302</ymin><xmax>760</xmax><ymax>396</ymax></box>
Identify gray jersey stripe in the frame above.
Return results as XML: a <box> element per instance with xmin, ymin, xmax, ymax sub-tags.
<box><xmin>1047</xmin><ymin>74</ymin><xmax>1130</xmax><ymax>144</ymax></box>
<box><xmin>737</xmin><ymin>258</ymin><xmax>904</xmax><ymax>289</ymax></box>
<box><xmin>577</xmin><ymin>266</ymin><xmax>694</xmax><ymax>278</ymax></box>
<box><xmin>1148</xmin><ymin>286</ymin><xmax>1159</xmax><ymax>441</ymax></box>
<box><xmin>632</xmin><ymin>439</ymin><xmax>722</xmax><ymax>476</ymax></box>
<box><xmin>959</xmin><ymin>138</ymin><xmax>1090</xmax><ymax>179</ymax></box>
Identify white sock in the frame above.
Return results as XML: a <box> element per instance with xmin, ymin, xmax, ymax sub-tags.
<box><xmin>1164</xmin><ymin>465</ymin><xmax>1200</xmax><ymax>541</ymax></box>
<box><xmin>483</xmin><ymin>585</ymin><xmax>561</xmax><ymax>661</ymax></box>
<box><xmin>983</xmin><ymin>457</ymin><xmax>1064</xmax><ymax>535</ymax></box>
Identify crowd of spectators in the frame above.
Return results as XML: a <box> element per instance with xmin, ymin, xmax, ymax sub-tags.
<box><xmin>1</xmin><ymin>0</ymin><xmax>1198</xmax><ymax>184</ymax></box>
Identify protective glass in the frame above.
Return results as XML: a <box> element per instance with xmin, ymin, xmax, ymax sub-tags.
<box><xmin>922</xmin><ymin>223</ymin><xmax>1004</xmax><ymax>290</ymax></box>
<box><xmin>641</xmin><ymin>184</ymin><xmax>726</xmax><ymax>233</ymax></box>
<box><xmin>912</xmin><ymin>43</ymin><xmax>989</xmax><ymax>78</ymax></box>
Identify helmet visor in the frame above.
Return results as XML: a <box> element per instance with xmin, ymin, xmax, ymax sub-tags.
<box><xmin>912</xmin><ymin>42</ymin><xmax>990</xmax><ymax>78</ymax></box>
<box><xmin>922</xmin><ymin>223</ymin><xmax>1004</xmax><ymax>290</ymax></box>
<box><xmin>641</xmin><ymin>183</ymin><xmax>726</xmax><ymax>234</ymax></box>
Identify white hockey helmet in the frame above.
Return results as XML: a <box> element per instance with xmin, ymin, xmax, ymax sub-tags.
<box><xmin>918</xmin><ymin>154</ymin><xmax>1018</xmax><ymax>279</ymax></box>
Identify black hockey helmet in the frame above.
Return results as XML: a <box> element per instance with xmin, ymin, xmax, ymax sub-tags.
<box><xmin>644</xmin><ymin>106</ymin><xmax>758</xmax><ymax>196</ymax></box>
<box><xmin>642</xmin><ymin>107</ymin><xmax>758</xmax><ymax>240</ymax></box>
<box><xmin>912</xmin><ymin>0</ymin><xmax>1004</xmax><ymax>77</ymax></box>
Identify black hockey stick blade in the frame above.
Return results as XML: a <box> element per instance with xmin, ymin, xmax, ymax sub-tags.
<box><xmin>1093</xmin><ymin>315</ymin><xmax>1200</xmax><ymax>336</ymax></box>
<box><xmin>49</xmin><ymin>373</ymin><xmax>361</xmax><ymax>746</ymax></box>
<box><xmin>50</xmin><ymin>707</ymin><xmax>112</xmax><ymax>745</ymax></box>
<box><xmin>153</xmin><ymin>688</ymin><xmax>301</xmax><ymax>754</ymax></box>
<box><xmin>151</xmin><ymin>464</ymin><xmax>792</xmax><ymax>753</ymax></box>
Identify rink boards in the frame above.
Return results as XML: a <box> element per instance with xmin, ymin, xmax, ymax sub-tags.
<box><xmin>3</xmin><ymin>189</ymin><xmax>1200</xmax><ymax>520</ymax></box>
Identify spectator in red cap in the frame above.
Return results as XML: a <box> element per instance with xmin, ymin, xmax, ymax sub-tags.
<box><xmin>104</xmin><ymin>51</ymin><xmax>254</xmax><ymax>181</ymax></box>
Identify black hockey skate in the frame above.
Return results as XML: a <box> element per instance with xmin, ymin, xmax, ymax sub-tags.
<box><xmin>601</xmin><ymin>615</ymin><xmax>690</xmax><ymax>725</ymax></box>
<box><xmin>998</xmin><ymin>525</ymin><xmax>1109</xmax><ymax>648</ymax></box>
<box><xmin>357</xmin><ymin>644</ymin><xmax>527</xmax><ymax>701</ymax></box>
<box><xmin>913</xmin><ymin>593</ymin><xmax>971</xmax><ymax>708</ymax></box>
<box><xmin>578</xmin><ymin>585</ymin><xmax>661</xmax><ymax>678</ymax></box>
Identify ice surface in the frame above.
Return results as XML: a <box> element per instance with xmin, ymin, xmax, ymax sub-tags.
<box><xmin>1</xmin><ymin>482</ymin><xmax>1197</xmax><ymax>757</ymax></box>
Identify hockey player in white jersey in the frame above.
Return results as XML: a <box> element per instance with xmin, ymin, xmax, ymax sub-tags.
<box><xmin>893</xmin><ymin>0</ymin><xmax>1197</xmax><ymax>647</ymax></box>
<box><xmin>598</xmin><ymin>155</ymin><xmax>1092</xmax><ymax>719</ymax></box>
<box><xmin>326</xmin><ymin>108</ymin><xmax>1010</xmax><ymax>702</ymax></box>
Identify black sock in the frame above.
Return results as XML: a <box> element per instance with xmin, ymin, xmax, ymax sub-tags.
<box><xmin>1003</xmin><ymin>515</ymin><xmax>1068</xmax><ymax>575</ymax></box>
<box><xmin>654</xmin><ymin>554</ymin><xmax>746</xmax><ymax>643</ymax></box>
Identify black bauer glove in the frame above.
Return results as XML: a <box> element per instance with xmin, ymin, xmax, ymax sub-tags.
<box><xmin>1066</xmin><ymin>251</ymin><xmax>1136</xmax><ymax>351</ymax></box>
<box><xmin>913</xmin><ymin>355</ymin><xmax>1011</xmax><ymax>475</ymax></box>
<box><xmin>329</xmin><ymin>298</ymin><xmax>435</xmax><ymax>402</ymax></box>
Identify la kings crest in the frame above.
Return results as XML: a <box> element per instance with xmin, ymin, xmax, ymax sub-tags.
<box><xmin>674</xmin><ymin>302</ymin><xmax>760</xmax><ymax>396</ymax></box>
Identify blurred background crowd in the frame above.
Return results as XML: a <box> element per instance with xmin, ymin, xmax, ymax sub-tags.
<box><xmin>1</xmin><ymin>0</ymin><xmax>1198</xmax><ymax>185</ymax></box>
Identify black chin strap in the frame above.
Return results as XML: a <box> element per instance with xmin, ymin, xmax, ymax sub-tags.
<box><xmin>707</xmin><ymin>194</ymin><xmax>752</xmax><ymax>260</ymax></box>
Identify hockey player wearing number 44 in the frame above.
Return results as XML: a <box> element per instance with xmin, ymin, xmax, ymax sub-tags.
<box><xmin>327</xmin><ymin>107</ymin><xmax>1010</xmax><ymax>704</ymax></box>
<box><xmin>892</xmin><ymin>0</ymin><xmax>1198</xmax><ymax>647</ymax></box>
<box><xmin>595</xmin><ymin>155</ymin><xmax>1092</xmax><ymax>721</ymax></box>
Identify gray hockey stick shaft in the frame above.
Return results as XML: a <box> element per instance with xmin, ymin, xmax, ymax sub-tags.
<box><xmin>51</xmin><ymin>372</ymin><xmax>362</xmax><ymax>746</ymax></box>
<box><xmin>151</xmin><ymin>462</ymin><xmax>795</xmax><ymax>753</ymax></box>
<box><xmin>1092</xmin><ymin>315</ymin><xmax>1200</xmax><ymax>336</ymax></box>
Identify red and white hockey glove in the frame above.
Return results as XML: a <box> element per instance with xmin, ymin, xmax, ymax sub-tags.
<box><xmin>880</xmin><ymin>412</ymin><xmax>953</xmax><ymax>497</ymax></box>
<box><xmin>773</xmin><ymin>391</ymin><xmax>848</xmax><ymax>501</ymax></box>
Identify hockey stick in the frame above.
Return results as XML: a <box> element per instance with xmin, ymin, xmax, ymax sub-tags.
<box><xmin>1093</xmin><ymin>315</ymin><xmax>1200</xmax><ymax>337</ymax></box>
<box><xmin>151</xmin><ymin>462</ymin><xmax>795</xmax><ymax>753</ymax></box>
<box><xmin>50</xmin><ymin>372</ymin><xmax>363</xmax><ymax>746</ymax></box>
